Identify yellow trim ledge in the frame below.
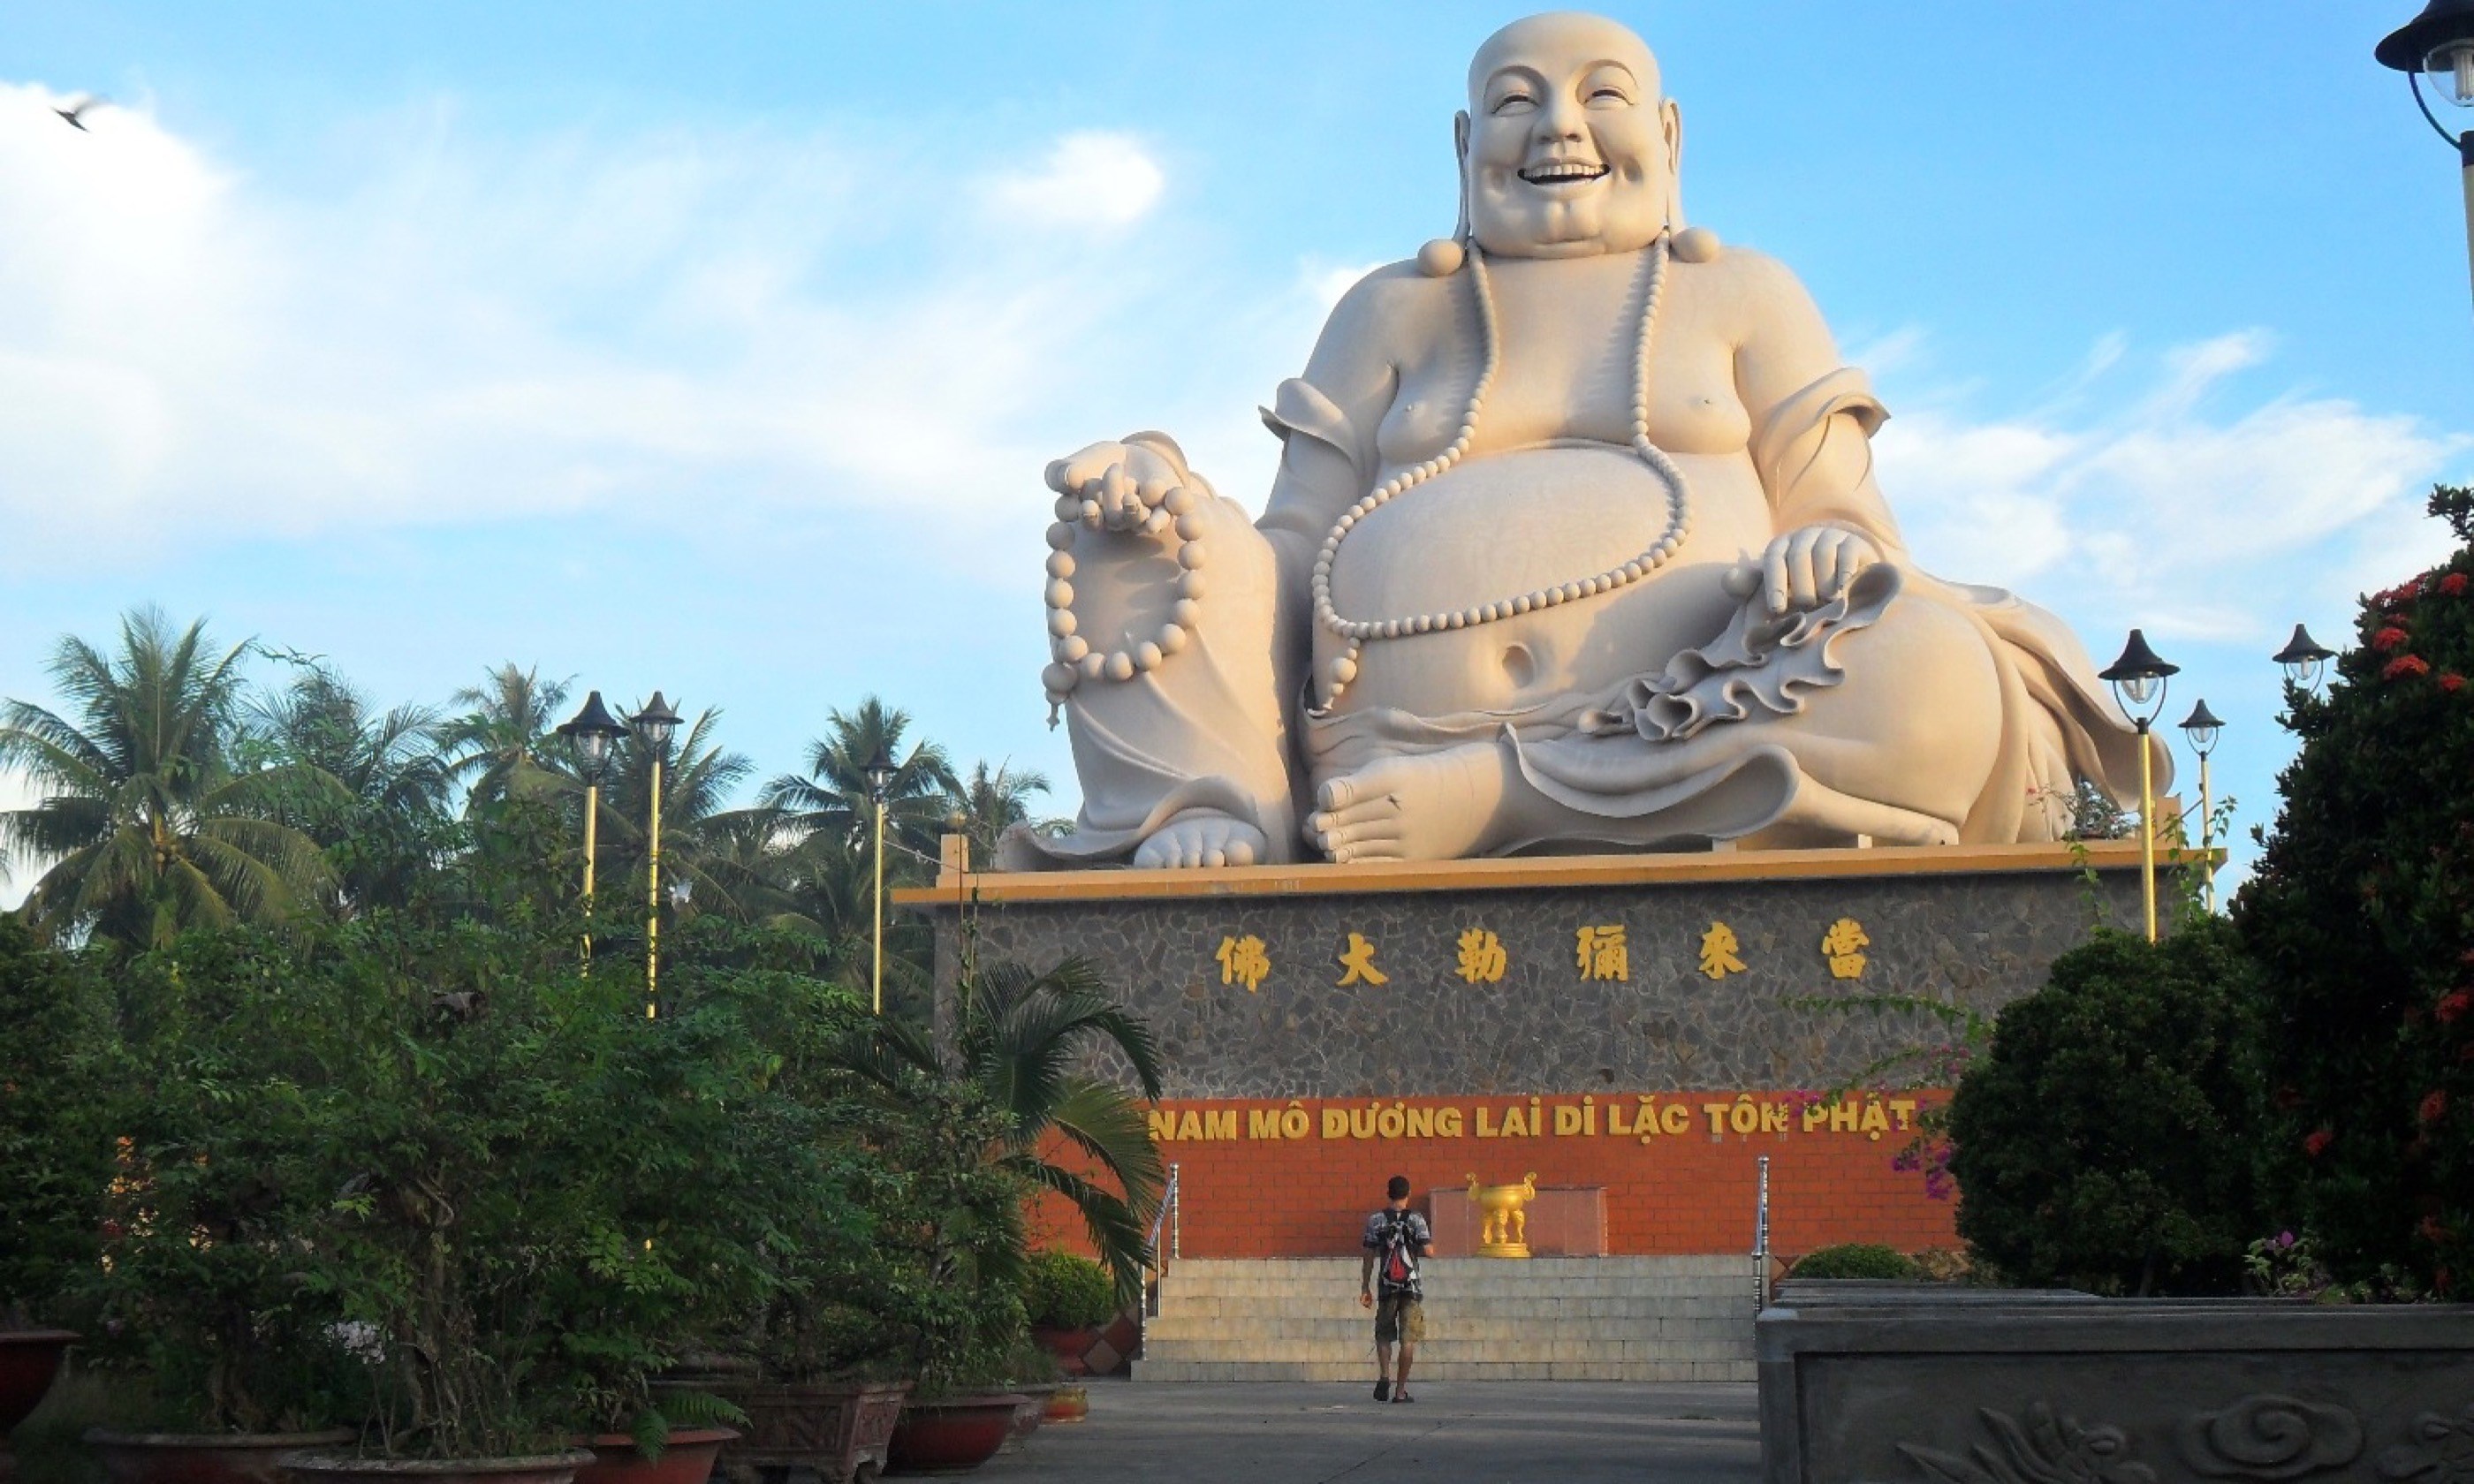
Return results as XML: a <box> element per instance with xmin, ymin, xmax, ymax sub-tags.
<box><xmin>893</xmin><ymin>839</ymin><xmax>2221</xmax><ymax>908</ymax></box>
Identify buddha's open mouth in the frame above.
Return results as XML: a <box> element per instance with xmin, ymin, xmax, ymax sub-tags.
<box><xmin>1519</xmin><ymin>160</ymin><xmax>1610</xmax><ymax>187</ymax></box>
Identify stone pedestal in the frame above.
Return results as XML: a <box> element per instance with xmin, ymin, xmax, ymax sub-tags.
<box><xmin>899</xmin><ymin>842</ymin><xmax>2199</xmax><ymax>1261</ymax></box>
<box><xmin>902</xmin><ymin>841</ymin><xmax>2178</xmax><ymax>1097</ymax></box>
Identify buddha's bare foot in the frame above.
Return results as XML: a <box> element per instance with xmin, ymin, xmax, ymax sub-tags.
<box><xmin>1134</xmin><ymin>809</ymin><xmax>1267</xmax><ymax>869</ymax></box>
<box><xmin>1309</xmin><ymin>743</ymin><xmax>1514</xmax><ymax>863</ymax></box>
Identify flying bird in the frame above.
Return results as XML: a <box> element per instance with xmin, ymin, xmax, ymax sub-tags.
<box><xmin>54</xmin><ymin>95</ymin><xmax>106</xmax><ymax>131</ymax></box>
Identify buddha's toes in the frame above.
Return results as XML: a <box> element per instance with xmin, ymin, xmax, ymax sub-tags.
<box><xmin>1309</xmin><ymin>744</ymin><xmax>1513</xmax><ymax>863</ymax></box>
<box><xmin>1134</xmin><ymin>810</ymin><xmax>1266</xmax><ymax>870</ymax></box>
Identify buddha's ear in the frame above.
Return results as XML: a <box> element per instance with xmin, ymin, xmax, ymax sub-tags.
<box><xmin>1662</xmin><ymin>96</ymin><xmax>1686</xmax><ymax>231</ymax></box>
<box><xmin>1453</xmin><ymin>109</ymin><xmax>1472</xmax><ymax>241</ymax></box>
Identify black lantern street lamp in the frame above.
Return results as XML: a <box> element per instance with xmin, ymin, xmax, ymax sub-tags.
<box><xmin>2378</xmin><ymin>0</ymin><xmax>2474</xmax><ymax>311</ymax></box>
<box><xmin>2099</xmin><ymin>629</ymin><xmax>2179</xmax><ymax>942</ymax></box>
<box><xmin>2273</xmin><ymin>624</ymin><xmax>2338</xmax><ymax>693</ymax></box>
<box><xmin>628</xmin><ymin>693</ymin><xmax>685</xmax><ymax>1014</ymax></box>
<box><xmin>556</xmin><ymin>691</ymin><xmax>629</xmax><ymax>972</ymax></box>
<box><xmin>2177</xmin><ymin>699</ymin><xmax>2227</xmax><ymax>912</ymax></box>
<box><xmin>864</xmin><ymin>742</ymin><xmax>899</xmax><ymax>1017</ymax></box>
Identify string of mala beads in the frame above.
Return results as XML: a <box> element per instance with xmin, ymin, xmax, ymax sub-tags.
<box><xmin>1308</xmin><ymin>232</ymin><xmax>1694</xmax><ymax>711</ymax></box>
<box><xmin>1040</xmin><ymin>440</ymin><xmax>1206</xmax><ymax>724</ymax></box>
<box><xmin>1040</xmin><ymin>231</ymin><xmax>1702</xmax><ymax>723</ymax></box>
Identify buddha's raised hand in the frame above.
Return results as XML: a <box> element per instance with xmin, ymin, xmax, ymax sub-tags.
<box><xmin>1044</xmin><ymin>435</ymin><xmax>1196</xmax><ymax>535</ymax></box>
<box><xmin>1726</xmin><ymin>525</ymin><xmax>1885</xmax><ymax>617</ymax></box>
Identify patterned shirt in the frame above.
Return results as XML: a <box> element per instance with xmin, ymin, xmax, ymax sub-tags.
<box><xmin>1362</xmin><ymin>1208</ymin><xmax>1432</xmax><ymax>1298</ymax></box>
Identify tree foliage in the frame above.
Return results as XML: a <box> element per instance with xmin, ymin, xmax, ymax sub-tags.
<box><xmin>2232</xmin><ymin>484</ymin><xmax>2474</xmax><ymax>1295</ymax></box>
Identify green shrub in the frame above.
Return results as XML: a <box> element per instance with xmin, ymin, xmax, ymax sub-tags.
<box><xmin>1021</xmin><ymin>1249</ymin><xmax>1117</xmax><ymax>1330</ymax></box>
<box><xmin>1788</xmin><ymin>1244</ymin><xmax>1919</xmax><ymax>1281</ymax></box>
<box><xmin>0</xmin><ymin>914</ymin><xmax>114</xmax><ymax>1326</ymax></box>
<box><xmin>1947</xmin><ymin>920</ymin><xmax>2263</xmax><ymax>1294</ymax></box>
<box><xmin>2234</xmin><ymin>486</ymin><xmax>2474</xmax><ymax>1297</ymax></box>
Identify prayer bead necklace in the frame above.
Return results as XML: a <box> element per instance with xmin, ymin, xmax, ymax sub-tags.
<box><xmin>1309</xmin><ymin>234</ymin><xmax>1693</xmax><ymax>711</ymax></box>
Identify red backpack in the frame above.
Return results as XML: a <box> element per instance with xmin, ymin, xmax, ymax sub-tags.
<box><xmin>1380</xmin><ymin>1213</ymin><xmax>1417</xmax><ymax>1286</ymax></box>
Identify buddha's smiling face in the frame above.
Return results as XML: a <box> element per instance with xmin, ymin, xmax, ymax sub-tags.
<box><xmin>1464</xmin><ymin>13</ymin><xmax>1675</xmax><ymax>259</ymax></box>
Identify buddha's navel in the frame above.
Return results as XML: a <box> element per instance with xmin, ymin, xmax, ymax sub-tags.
<box><xmin>1500</xmin><ymin>642</ymin><xmax>1537</xmax><ymax>692</ymax></box>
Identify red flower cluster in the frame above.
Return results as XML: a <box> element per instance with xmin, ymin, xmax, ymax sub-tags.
<box><xmin>2384</xmin><ymin>655</ymin><xmax>2432</xmax><ymax>681</ymax></box>
<box><xmin>2303</xmin><ymin>1128</ymin><xmax>2334</xmax><ymax>1157</ymax></box>
<box><xmin>2440</xmin><ymin>990</ymin><xmax>2473</xmax><ymax>1025</ymax></box>
<box><xmin>2421</xmin><ymin>1090</ymin><xmax>2449</xmax><ymax>1124</ymax></box>
<box><xmin>2375</xmin><ymin>576</ymin><xmax>2430</xmax><ymax>610</ymax></box>
<box><xmin>2374</xmin><ymin>625</ymin><xmax>2412</xmax><ymax>652</ymax></box>
<box><xmin>2443</xmin><ymin>572</ymin><xmax>2470</xmax><ymax>597</ymax></box>
<box><xmin>2445</xmin><ymin>673</ymin><xmax>2469</xmax><ymax>693</ymax></box>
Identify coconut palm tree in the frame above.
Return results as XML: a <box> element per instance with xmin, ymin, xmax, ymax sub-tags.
<box><xmin>244</xmin><ymin>665</ymin><xmax>451</xmax><ymax>911</ymax></box>
<box><xmin>835</xmin><ymin>956</ymin><xmax>1165</xmax><ymax>1303</ymax></box>
<box><xmin>434</xmin><ymin>664</ymin><xmax>572</xmax><ymax>810</ymax></box>
<box><xmin>0</xmin><ymin>610</ymin><xmax>338</xmax><ymax>949</ymax></box>
<box><xmin>592</xmin><ymin>704</ymin><xmax>757</xmax><ymax>920</ymax></box>
<box><xmin>761</xmin><ymin>697</ymin><xmax>958</xmax><ymax>874</ymax></box>
<box><xmin>944</xmin><ymin>760</ymin><xmax>1055</xmax><ymax>867</ymax></box>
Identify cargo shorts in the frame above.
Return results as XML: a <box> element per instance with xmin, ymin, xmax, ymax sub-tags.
<box><xmin>1374</xmin><ymin>1292</ymin><xmax>1425</xmax><ymax>1345</ymax></box>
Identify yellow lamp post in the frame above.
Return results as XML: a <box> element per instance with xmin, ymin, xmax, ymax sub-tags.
<box><xmin>556</xmin><ymin>691</ymin><xmax>627</xmax><ymax>973</ymax></box>
<box><xmin>864</xmin><ymin>742</ymin><xmax>899</xmax><ymax>1017</ymax></box>
<box><xmin>2176</xmin><ymin>699</ymin><xmax>2225</xmax><ymax>913</ymax></box>
<box><xmin>2099</xmin><ymin>629</ymin><xmax>2178</xmax><ymax>943</ymax></box>
<box><xmin>2378</xmin><ymin>0</ymin><xmax>2474</xmax><ymax>312</ymax></box>
<box><xmin>630</xmin><ymin>693</ymin><xmax>683</xmax><ymax>1018</ymax></box>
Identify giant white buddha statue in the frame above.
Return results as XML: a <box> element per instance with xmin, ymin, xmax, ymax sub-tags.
<box><xmin>1008</xmin><ymin>11</ymin><xmax>2157</xmax><ymax>870</ymax></box>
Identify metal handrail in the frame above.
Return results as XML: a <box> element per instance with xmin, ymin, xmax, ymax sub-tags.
<box><xmin>1141</xmin><ymin>1162</ymin><xmax>1180</xmax><ymax>1323</ymax></box>
<box><xmin>1752</xmin><ymin>1155</ymin><xmax>1772</xmax><ymax>1313</ymax></box>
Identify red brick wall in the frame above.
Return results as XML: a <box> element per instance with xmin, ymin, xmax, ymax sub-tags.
<box><xmin>1034</xmin><ymin>1091</ymin><xmax>1954</xmax><ymax>1262</ymax></box>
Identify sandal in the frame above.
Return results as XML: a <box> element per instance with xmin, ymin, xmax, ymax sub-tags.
<box><xmin>1373</xmin><ymin>1379</ymin><xmax>1391</xmax><ymax>1402</ymax></box>
<box><xmin>1392</xmin><ymin>1392</ymin><xmax>1415</xmax><ymax>1404</ymax></box>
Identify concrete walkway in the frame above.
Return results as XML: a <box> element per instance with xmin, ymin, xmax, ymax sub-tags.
<box><xmin>981</xmin><ymin>1380</ymin><xmax>1760</xmax><ymax>1483</ymax></box>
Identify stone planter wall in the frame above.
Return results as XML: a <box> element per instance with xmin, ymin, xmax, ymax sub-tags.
<box><xmin>1757</xmin><ymin>1283</ymin><xmax>2474</xmax><ymax>1484</ymax></box>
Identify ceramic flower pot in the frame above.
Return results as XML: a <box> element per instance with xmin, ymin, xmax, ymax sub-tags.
<box><xmin>0</xmin><ymin>1330</ymin><xmax>78</xmax><ymax>1483</ymax></box>
<box><xmin>89</xmin><ymin>1429</ymin><xmax>360</xmax><ymax>1484</ymax></box>
<box><xmin>1027</xmin><ymin>1327</ymin><xmax>1097</xmax><ymax>1376</ymax></box>
<box><xmin>1040</xmin><ymin>1386</ymin><xmax>1088</xmax><ymax>1426</ymax></box>
<box><xmin>884</xmin><ymin>1396</ymin><xmax>1026</xmax><ymax>1475</ymax></box>
<box><xmin>998</xmin><ymin>1386</ymin><xmax>1054</xmax><ymax>1452</ymax></box>
<box><xmin>569</xmin><ymin>1429</ymin><xmax>736</xmax><ymax>1484</ymax></box>
<box><xmin>278</xmin><ymin>1449</ymin><xmax>596</xmax><ymax>1484</ymax></box>
<box><xmin>653</xmin><ymin>1379</ymin><xmax>906</xmax><ymax>1484</ymax></box>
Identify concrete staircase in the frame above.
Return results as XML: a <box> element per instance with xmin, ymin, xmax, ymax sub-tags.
<box><xmin>1135</xmin><ymin>1256</ymin><xmax>1756</xmax><ymax>1382</ymax></box>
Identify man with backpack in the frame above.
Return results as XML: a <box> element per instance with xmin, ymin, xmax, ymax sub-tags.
<box><xmin>1358</xmin><ymin>1174</ymin><xmax>1434</xmax><ymax>1403</ymax></box>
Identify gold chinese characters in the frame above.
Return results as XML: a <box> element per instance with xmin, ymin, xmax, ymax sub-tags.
<box><xmin>1215</xmin><ymin>934</ymin><xmax>1271</xmax><ymax>992</ymax></box>
<box><xmin>1212</xmin><ymin>915</ymin><xmax>1886</xmax><ymax>989</ymax></box>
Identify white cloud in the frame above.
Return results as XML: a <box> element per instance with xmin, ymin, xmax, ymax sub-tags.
<box><xmin>982</xmin><ymin>130</ymin><xmax>1165</xmax><ymax>231</ymax></box>
<box><xmin>1874</xmin><ymin>332</ymin><xmax>2467</xmax><ymax>648</ymax></box>
<box><xmin>0</xmin><ymin>88</ymin><xmax>1201</xmax><ymax>573</ymax></box>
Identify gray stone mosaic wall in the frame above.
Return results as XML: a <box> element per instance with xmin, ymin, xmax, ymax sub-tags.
<box><xmin>920</xmin><ymin>864</ymin><xmax>2151</xmax><ymax>1098</ymax></box>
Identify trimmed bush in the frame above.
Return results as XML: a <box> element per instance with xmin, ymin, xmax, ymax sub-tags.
<box><xmin>1021</xmin><ymin>1249</ymin><xmax>1117</xmax><ymax>1330</ymax></box>
<box><xmin>1788</xmin><ymin>1244</ymin><xmax>1919</xmax><ymax>1281</ymax></box>
<box><xmin>1947</xmin><ymin>920</ymin><xmax>2263</xmax><ymax>1294</ymax></box>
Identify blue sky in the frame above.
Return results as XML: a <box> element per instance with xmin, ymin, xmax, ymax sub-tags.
<box><xmin>4</xmin><ymin>2</ymin><xmax>2470</xmax><ymax>900</ymax></box>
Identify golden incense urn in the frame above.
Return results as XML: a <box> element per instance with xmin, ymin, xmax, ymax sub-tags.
<box><xmin>1465</xmin><ymin>1171</ymin><xmax>1537</xmax><ymax>1259</ymax></box>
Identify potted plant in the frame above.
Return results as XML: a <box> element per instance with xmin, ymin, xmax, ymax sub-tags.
<box><xmin>0</xmin><ymin>914</ymin><xmax>113</xmax><ymax>1475</ymax></box>
<box><xmin>260</xmin><ymin>824</ymin><xmax>650</xmax><ymax>1483</ymax></box>
<box><xmin>1020</xmin><ymin>1251</ymin><xmax>1115</xmax><ymax>1377</ymax></box>
<box><xmin>64</xmin><ymin>931</ymin><xmax>371</xmax><ymax>1484</ymax></box>
<box><xmin>641</xmin><ymin>931</ymin><xmax>923</xmax><ymax>1484</ymax></box>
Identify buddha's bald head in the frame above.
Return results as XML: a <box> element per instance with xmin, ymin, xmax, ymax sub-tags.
<box><xmin>1461</xmin><ymin>11</ymin><xmax>1678</xmax><ymax>259</ymax></box>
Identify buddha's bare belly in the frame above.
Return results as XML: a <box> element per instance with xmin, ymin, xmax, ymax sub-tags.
<box><xmin>1319</xmin><ymin>443</ymin><xmax>1779</xmax><ymax>719</ymax></box>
